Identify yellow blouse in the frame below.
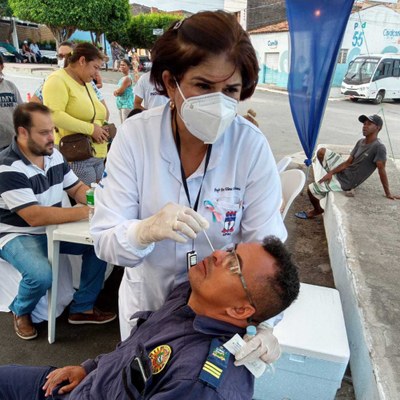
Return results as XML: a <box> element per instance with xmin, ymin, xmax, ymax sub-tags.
<box><xmin>43</xmin><ymin>69</ymin><xmax>107</xmax><ymax>158</ymax></box>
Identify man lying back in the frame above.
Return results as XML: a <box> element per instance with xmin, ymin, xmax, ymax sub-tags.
<box><xmin>0</xmin><ymin>236</ymin><xmax>299</xmax><ymax>400</ymax></box>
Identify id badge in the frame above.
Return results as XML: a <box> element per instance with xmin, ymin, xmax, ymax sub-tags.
<box><xmin>186</xmin><ymin>250</ymin><xmax>197</xmax><ymax>271</ymax></box>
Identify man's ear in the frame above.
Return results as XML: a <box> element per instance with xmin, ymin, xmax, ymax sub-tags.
<box><xmin>17</xmin><ymin>126</ymin><xmax>28</xmax><ymax>138</ymax></box>
<box><xmin>162</xmin><ymin>70</ymin><xmax>176</xmax><ymax>99</ymax></box>
<box><xmin>226</xmin><ymin>304</ymin><xmax>255</xmax><ymax>321</ymax></box>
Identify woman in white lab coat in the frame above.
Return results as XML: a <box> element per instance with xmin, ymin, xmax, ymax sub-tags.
<box><xmin>91</xmin><ymin>11</ymin><xmax>286</xmax><ymax>365</ymax></box>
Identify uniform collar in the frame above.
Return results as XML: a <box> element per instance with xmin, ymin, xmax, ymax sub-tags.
<box><xmin>193</xmin><ymin>314</ymin><xmax>246</xmax><ymax>337</ymax></box>
<box><xmin>174</xmin><ymin>283</ymin><xmax>246</xmax><ymax>337</ymax></box>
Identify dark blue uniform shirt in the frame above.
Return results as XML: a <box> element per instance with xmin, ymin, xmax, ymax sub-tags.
<box><xmin>71</xmin><ymin>281</ymin><xmax>254</xmax><ymax>399</ymax></box>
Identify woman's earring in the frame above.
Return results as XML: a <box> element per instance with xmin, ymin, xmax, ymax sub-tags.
<box><xmin>170</xmin><ymin>101</ymin><xmax>175</xmax><ymax>110</ymax></box>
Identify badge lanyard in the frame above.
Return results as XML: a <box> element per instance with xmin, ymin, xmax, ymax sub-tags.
<box><xmin>174</xmin><ymin>116</ymin><xmax>212</xmax><ymax>269</ymax></box>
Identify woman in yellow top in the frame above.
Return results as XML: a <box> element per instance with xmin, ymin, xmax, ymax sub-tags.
<box><xmin>43</xmin><ymin>43</ymin><xmax>109</xmax><ymax>185</ymax></box>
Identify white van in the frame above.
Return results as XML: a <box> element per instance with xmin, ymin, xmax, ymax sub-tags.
<box><xmin>341</xmin><ymin>54</ymin><xmax>400</xmax><ymax>104</ymax></box>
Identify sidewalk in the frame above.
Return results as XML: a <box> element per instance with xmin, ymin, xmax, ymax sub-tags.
<box><xmin>291</xmin><ymin>147</ymin><xmax>400</xmax><ymax>400</ymax></box>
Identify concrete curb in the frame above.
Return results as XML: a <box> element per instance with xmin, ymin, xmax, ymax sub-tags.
<box><xmin>290</xmin><ymin>145</ymin><xmax>400</xmax><ymax>400</ymax></box>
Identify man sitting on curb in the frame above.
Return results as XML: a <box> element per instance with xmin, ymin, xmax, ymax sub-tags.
<box><xmin>0</xmin><ymin>103</ymin><xmax>116</xmax><ymax>341</ymax></box>
<box><xmin>296</xmin><ymin>114</ymin><xmax>399</xmax><ymax>219</ymax></box>
<box><xmin>0</xmin><ymin>236</ymin><xmax>300</xmax><ymax>400</ymax></box>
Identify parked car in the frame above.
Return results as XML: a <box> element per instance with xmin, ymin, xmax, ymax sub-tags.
<box><xmin>138</xmin><ymin>55</ymin><xmax>152</xmax><ymax>72</ymax></box>
<box><xmin>0</xmin><ymin>46</ymin><xmax>16</xmax><ymax>62</ymax></box>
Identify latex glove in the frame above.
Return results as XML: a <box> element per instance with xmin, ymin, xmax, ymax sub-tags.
<box><xmin>134</xmin><ymin>202</ymin><xmax>209</xmax><ymax>246</ymax></box>
<box><xmin>234</xmin><ymin>325</ymin><xmax>281</xmax><ymax>366</ymax></box>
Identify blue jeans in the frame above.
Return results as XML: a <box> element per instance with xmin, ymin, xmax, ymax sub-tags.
<box><xmin>0</xmin><ymin>234</ymin><xmax>107</xmax><ymax>316</ymax></box>
<box><xmin>0</xmin><ymin>365</ymin><xmax>69</xmax><ymax>400</ymax></box>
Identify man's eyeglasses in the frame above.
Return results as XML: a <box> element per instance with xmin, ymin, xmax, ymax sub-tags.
<box><xmin>223</xmin><ymin>244</ymin><xmax>257</xmax><ymax>314</ymax></box>
<box><xmin>57</xmin><ymin>53</ymin><xmax>69</xmax><ymax>59</ymax></box>
<box><xmin>202</xmin><ymin>232</ymin><xmax>257</xmax><ymax>322</ymax></box>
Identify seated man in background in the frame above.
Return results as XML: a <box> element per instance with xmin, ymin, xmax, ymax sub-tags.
<box><xmin>29</xmin><ymin>40</ymin><xmax>42</xmax><ymax>63</ymax></box>
<box><xmin>0</xmin><ymin>103</ymin><xmax>115</xmax><ymax>341</ymax></box>
<box><xmin>0</xmin><ymin>236</ymin><xmax>300</xmax><ymax>399</ymax></box>
<box><xmin>295</xmin><ymin>114</ymin><xmax>399</xmax><ymax>219</ymax></box>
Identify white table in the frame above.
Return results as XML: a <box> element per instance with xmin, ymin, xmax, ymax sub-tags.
<box><xmin>46</xmin><ymin>220</ymin><xmax>93</xmax><ymax>344</ymax></box>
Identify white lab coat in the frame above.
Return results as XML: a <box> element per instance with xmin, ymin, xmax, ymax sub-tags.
<box><xmin>91</xmin><ymin>104</ymin><xmax>287</xmax><ymax>339</ymax></box>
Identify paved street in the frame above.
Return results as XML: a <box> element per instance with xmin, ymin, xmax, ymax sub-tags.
<box><xmin>241</xmin><ymin>88</ymin><xmax>400</xmax><ymax>161</ymax></box>
<box><xmin>4</xmin><ymin>66</ymin><xmax>400</xmax><ymax>164</ymax></box>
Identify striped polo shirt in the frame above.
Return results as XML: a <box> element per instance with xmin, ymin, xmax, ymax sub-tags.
<box><xmin>0</xmin><ymin>138</ymin><xmax>79</xmax><ymax>248</ymax></box>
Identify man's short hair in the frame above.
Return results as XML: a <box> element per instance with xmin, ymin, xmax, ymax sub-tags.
<box><xmin>14</xmin><ymin>103</ymin><xmax>51</xmax><ymax>135</ymax></box>
<box><xmin>251</xmin><ymin>236</ymin><xmax>300</xmax><ymax>322</ymax></box>
<box><xmin>59</xmin><ymin>41</ymin><xmax>74</xmax><ymax>49</ymax></box>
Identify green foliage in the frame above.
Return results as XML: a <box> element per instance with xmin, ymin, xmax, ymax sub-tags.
<box><xmin>71</xmin><ymin>38</ymin><xmax>92</xmax><ymax>45</ymax></box>
<box><xmin>79</xmin><ymin>0</ymin><xmax>131</xmax><ymax>45</ymax></box>
<box><xmin>9</xmin><ymin>0</ymin><xmax>79</xmax><ymax>28</ymax></box>
<box><xmin>0</xmin><ymin>0</ymin><xmax>13</xmax><ymax>17</ymax></box>
<box><xmin>37</xmin><ymin>40</ymin><xmax>56</xmax><ymax>50</ymax></box>
<box><xmin>9</xmin><ymin>0</ymin><xmax>131</xmax><ymax>44</ymax></box>
<box><xmin>9</xmin><ymin>0</ymin><xmax>78</xmax><ymax>42</ymax></box>
<box><xmin>129</xmin><ymin>13</ymin><xmax>182</xmax><ymax>50</ymax></box>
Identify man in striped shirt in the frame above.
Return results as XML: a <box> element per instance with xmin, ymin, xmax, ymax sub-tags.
<box><xmin>0</xmin><ymin>103</ymin><xmax>115</xmax><ymax>340</ymax></box>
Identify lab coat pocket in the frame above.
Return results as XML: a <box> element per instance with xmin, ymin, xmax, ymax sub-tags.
<box><xmin>122</xmin><ymin>268</ymin><xmax>144</xmax><ymax>320</ymax></box>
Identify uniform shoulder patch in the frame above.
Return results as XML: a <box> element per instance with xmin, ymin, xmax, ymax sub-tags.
<box><xmin>148</xmin><ymin>345</ymin><xmax>172</xmax><ymax>375</ymax></box>
<box><xmin>199</xmin><ymin>338</ymin><xmax>231</xmax><ymax>389</ymax></box>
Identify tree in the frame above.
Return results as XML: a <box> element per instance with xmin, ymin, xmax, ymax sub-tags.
<box><xmin>77</xmin><ymin>0</ymin><xmax>131</xmax><ymax>46</ymax></box>
<box><xmin>128</xmin><ymin>13</ymin><xmax>182</xmax><ymax>50</ymax></box>
<box><xmin>9</xmin><ymin>0</ymin><xmax>78</xmax><ymax>45</ymax></box>
<box><xmin>0</xmin><ymin>0</ymin><xmax>12</xmax><ymax>17</ymax></box>
<box><xmin>8</xmin><ymin>0</ymin><xmax>131</xmax><ymax>47</ymax></box>
<box><xmin>0</xmin><ymin>0</ymin><xmax>15</xmax><ymax>41</ymax></box>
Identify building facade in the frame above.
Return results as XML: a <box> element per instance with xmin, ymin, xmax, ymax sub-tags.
<box><xmin>249</xmin><ymin>4</ymin><xmax>400</xmax><ymax>88</ymax></box>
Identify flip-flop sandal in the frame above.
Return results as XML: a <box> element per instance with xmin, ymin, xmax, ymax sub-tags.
<box><xmin>294</xmin><ymin>211</ymin><xmax>314</xmax><ymax>220</ymax></box>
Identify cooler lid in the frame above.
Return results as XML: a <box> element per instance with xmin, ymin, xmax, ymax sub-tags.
<box><xmin>274</xmin><ymin>283</ymin><xmax>350</xmax><ymax>363</ymax></box>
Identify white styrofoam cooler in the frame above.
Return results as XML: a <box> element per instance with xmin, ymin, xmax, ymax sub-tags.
<box><xmin>253</xmin><ymin>283</ymin><xmax>350</xmax><ymax>400</ymax></box>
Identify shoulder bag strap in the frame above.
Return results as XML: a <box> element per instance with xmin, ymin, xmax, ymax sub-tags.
<box><xmin>82</xmin><ymin>80</ymin><xmax>96</xmax><ymax>124</ymax></box>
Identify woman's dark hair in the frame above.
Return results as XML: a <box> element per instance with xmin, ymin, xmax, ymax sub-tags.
<box><xmin>150</xmin><ymin>10</ymin><xmax>259</xmax><ymax>101</ymax></box>
<box><xmin>67</xmin><ymin>42</ymin><xmax>104</xmax><ymax>65</ymax></box>
<box><xmin>0</xmin><ymin>54</ymin><xmax>4</xmax><ymax>65</ymax></box>
<box><xmin>120</xmin><ymin>59</ymin><xmax>131</xmax><ymax>68</ymax></box>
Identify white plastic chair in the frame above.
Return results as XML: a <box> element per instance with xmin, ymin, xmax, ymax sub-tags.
<box><xmin>280</xmin><ymin>169</ymin><xmax>306</xmax><ymax>220</ymax></box>
<box><xmin>276</xmin><ymin>156</ymin><xmax>292</xmax><ymax>174</ymax></box>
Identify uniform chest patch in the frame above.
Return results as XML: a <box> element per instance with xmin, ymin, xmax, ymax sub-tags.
<box><xmin>148</xmin><ymin>345</ymin><xmax>172</xmax><ymax>374</ymax></box>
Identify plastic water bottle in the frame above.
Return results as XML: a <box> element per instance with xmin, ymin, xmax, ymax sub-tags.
<box><xmin>244</xmin><ymin>325</ymin><xmax>267</xmax><ymax>377</ymax></box>
<box><xmin>86</xmin><ymin>183</ymin><xmax>97</xmax><ymax>221</ymax></box>
<box><xmin>246</xmin><ymin>325</ymin><xmax>257</xmax><ymax>337</ymax></box>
